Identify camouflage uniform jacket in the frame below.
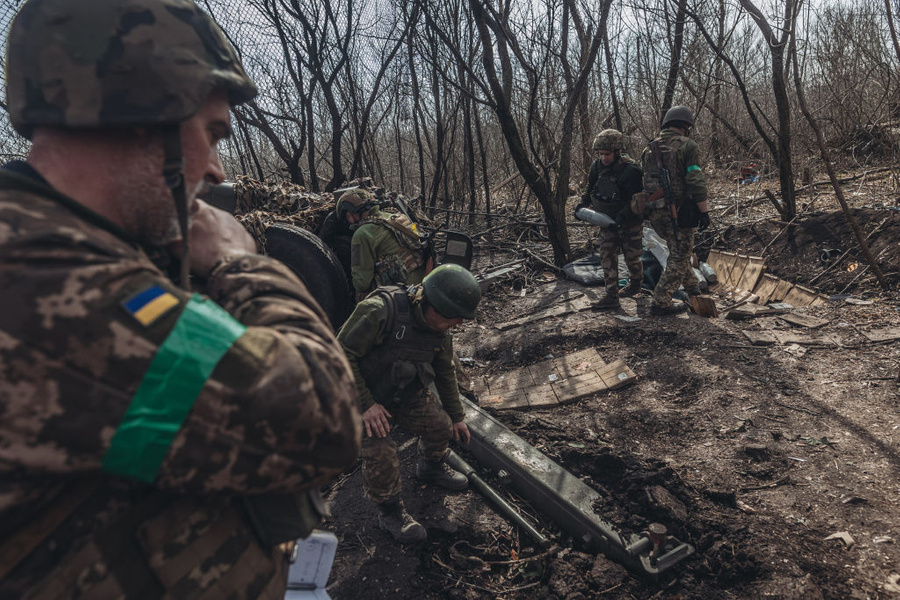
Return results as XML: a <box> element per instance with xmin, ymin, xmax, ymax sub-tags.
<box><xmin>0</xmin><ymin>166</ymin><xmax>362</xmax><ymax>598</ymax></box>
<box><xmin>336</xmin><ymin>288</ymin><xmax>463</xmax><ymax>423</ymax></box>
<box><xmin>640</xmin><ymin>129</ymin><xmax>708</xmax><ymax>227</ymax></box>
<box><xmin>350</xmin><ymin>208</ymin><xmax>426</xmax><ymax>294</ymax></box>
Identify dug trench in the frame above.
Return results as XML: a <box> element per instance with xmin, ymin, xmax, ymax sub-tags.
<box><xmin>323</xmin><ymin>207</ymin><xmax>900</xmax><ymax>599</ymax></box>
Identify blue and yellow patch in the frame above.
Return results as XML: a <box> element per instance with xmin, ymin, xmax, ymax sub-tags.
<box><xmin>123</xmin><ymin>285</ymin><xmax>181</xmax><ymax>326</ymax></box>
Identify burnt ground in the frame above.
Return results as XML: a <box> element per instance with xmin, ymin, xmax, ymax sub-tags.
<box><xmin>323</xmin><ymin>173</ymin><xmax>900</xmax><ymax>599</ymax></box>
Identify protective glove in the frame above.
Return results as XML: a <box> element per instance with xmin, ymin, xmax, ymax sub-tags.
<box><xmin>697</xmin><ymin>212</ymin><xmax>711</xmax><ymax>232</ymax></box>
<box><xmin>574</xmin><ymin>196</ymin><xmax>590</xmax><ymax>220</ymax></box>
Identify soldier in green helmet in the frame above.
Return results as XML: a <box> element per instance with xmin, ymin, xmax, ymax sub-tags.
<box><xmin>0</xmin><ymin>0</ymin><xmax>361</xmax><ymax>597</ymax></box>
<box><xmin>640</xmin><ymin>105</ymin><xmax>712</xmax><ymax>315</ymax></box>
<box><xmin>337</xmin><ymin>264</ymin><xmax>481</xmax><ymax>544</ymax></box>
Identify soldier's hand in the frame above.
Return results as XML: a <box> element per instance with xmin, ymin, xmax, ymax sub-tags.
<box><xmin>697</xmin><ymin>212</ymin><xmax>711</xmax><ymax>232</ymax></box>
<box><xmin>362</xmin><ymin>403</ymin><xmax>393</xmax><ymax>438</ymax></box>
<box><xmin>178</xmin><ymin>199</ymin><xmax>257</xmax><ymax>277</ymax></box>
<box><xmin>452</xmin><ymin>422</ymin><xmax>470</xmax><ymax>446</ymax></box>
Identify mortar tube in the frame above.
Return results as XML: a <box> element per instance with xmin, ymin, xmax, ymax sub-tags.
<box><xmin>447</xmin><ymin>451</ymin><xmax>550</xmax><ymax>548</ymax></box>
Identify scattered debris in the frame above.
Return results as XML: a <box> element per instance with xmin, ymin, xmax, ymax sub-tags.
<box><xmin>873</xmin><ymin>536</ymin><xmax>894</xmax><ymax>545</ymax></box>
<box><xmin>885</xmin><ymin>574</ymin><xmax>900</xmax><ymax>594</ymax></box>
<box><xmin>779</xmin><ymin>313</ymin><xmax>830</xmax><ymax>329</ymax></box>
<box><xmin>824</xmin><ymin>531</ymin><xmax>855</xmax><ymax>548</ymax></box>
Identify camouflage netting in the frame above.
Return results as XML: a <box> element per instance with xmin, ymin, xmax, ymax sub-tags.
<box><xmin>232</xmin><ymin>175</ymin><xmax>432</xmax><ymax>253</ymax></box>
<box><xmin>233</xmin><ymin>176</ymin><xmax>335</xmax><ymax>252</ymax></box>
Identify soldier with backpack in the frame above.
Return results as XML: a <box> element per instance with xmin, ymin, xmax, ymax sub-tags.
<box><xmin>639</xmin><ymin>106</ymin><xmax>712</xmax><ymax>315</ymax></box>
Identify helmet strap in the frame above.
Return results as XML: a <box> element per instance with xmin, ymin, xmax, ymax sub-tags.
<box><xmin>161</xmin><ymin>124</ymin><xmax>190</xmax><ymax>288</ymax></box>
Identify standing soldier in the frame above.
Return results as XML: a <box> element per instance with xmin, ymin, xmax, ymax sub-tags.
<box><xmin>336</xmin><ymin>189</ymin><xmax>427</xmax><ymax>301</ymax></box>
<box><xmin>337</xmin><ymin>265</ymin><xmax>481</xmax><ymax>544</ymax></box>
<box><xmin>640</xmin><ymin>106</ymin><xmax>712</xmax><ymax>315</ymax></box>
<box><xmin>0</xmin><ymin>0</ymin><xmax>361</xmax><ymax>598</ymax></box>
<box><xmin>576</xmin><ymin>129</ymin><xmax>645</xmax><ymax>309</ymax></box>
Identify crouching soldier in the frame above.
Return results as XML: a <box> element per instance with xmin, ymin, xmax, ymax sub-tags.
<box><xmin>337</xmin><ymin>265</ymin><xmax>481</xmax><ymax>543</ymax></box>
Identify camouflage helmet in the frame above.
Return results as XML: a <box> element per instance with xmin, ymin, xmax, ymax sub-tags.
<box><xmin>335</xmin><ymin>189</ymin><xmax>375</xmax><ymax>219</ymax></box>
<box><xmin>5</xmin><ymin>0</ymin><xmax>258</xmax><ymax>139</ymax></box>
<box><xmin>592</xmin><ymin>129</ymin><xmax>626</xmax><ymax>152</ymax></box>
<box><xmin>662</xmin><ymin>105</ymin><xmax>696</xmax><ymax>128</ymax></box>
<box><xmin>422</xmin><ymin>264</ymin><xmax>481</xmax><ymax>320</ymax></box>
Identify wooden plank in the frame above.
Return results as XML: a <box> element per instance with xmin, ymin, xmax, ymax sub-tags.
<box><xmin>705</xmin><ymin>251</ymin><xmax>733</xmax><ymax>283</ymax></box>
<box><xmin>779</xmin><ymin>313</ymin><xmax>829</xmax><ymax>329</ymax></box>
<box><xmin>690</xmin><ymin>294</ymin><xmax>719</xmax><ymax>318</ymax></box>
<box><xmin>552</xmin><ymin>372</ymin><xmax>608</xmax><ymax>404</ymax></box>
<box><xmin>753</xmin><ymin>273</ymin><xmax>782</xmax><ymax>305</ymax></box>
<box><xmin>596</xmin><ymin>360</ymin><xmax>638</xmax><ymax>390</ymax></box>
<box><xmin>743</xmin><ymin>331</ymin><xmax>777</xmax><ymax>345</ymax></box>
<box><xmin>863</xmin><ymin>327</ymin><xmax>900</xmax><ymax>342</ymax></box>
<box><xmin>768</xmin><ymin>279</ymin><xmax>795</xmax><ymax>303</ymax></box>
<box><xmin>726</xmin><ymin>303</ymin><xmax>774</xmax><ymax>320</ymax></box>
<box><xmin>471</xmin><ymin>375</ymin><xmax>490</xmax><ymax>397</ymax></box>
<box><xmin>736</xmin><ymin>256</ymin><xmax>766</xmax><ymax>292</ymax></box>
<box><xmin>486</xmin><ymin>369</ymin><xmax>535</xmax><ymax>396</ymax></box>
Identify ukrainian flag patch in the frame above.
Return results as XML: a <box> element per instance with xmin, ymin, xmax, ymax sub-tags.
<box><xmin>123</xmin><ymin>285</ymin><xmax>181</xmax><ymax>326</ymax></box>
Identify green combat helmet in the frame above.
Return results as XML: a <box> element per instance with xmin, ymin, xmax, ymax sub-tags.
<box><xmin>422</xmin><ymin>264</ymin><xmax>481</xmax><ymax>320</ymax></box>
<box><xmin>6</xmin><ymin>0</ymin><xmax>258</xmax><ymax>137</ymax></box>
<box><xmin>662</xmin><ymin>105</ymin><xmax>695</xmax><ymax>129</ymax></box>
<box><xmin>592</xmin><ymin>129</ymin><xmax>626</xmax><ymax>152</ymax></box>
<box><xmin>335</xmin><ymin>189</ymin><xmax>375</xmax><ymax>220</ymax></box>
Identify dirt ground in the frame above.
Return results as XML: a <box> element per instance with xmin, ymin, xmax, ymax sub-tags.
<box><xmin>322</xmin><ymin>172</ymin><xmax>900</xmax><ymax>599</ymax></box>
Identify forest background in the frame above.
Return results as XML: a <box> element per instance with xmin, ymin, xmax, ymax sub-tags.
<box><xmin>0</xmin><ymin>0</ymin><xmax>897</xmax><ymax>267</ymax></box>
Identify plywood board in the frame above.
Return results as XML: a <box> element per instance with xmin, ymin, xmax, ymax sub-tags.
<box><xmin>494</xmin><ymin>296</ymin><xmax>593</xmax><ymax>330</ymax></box>
<box><xmin>743</xmin><ymin>330</ymin><xmax>777</xmax><ymax>345</ymax></box>
<box><xmin>726</xmin><ymin>255</ymin><xmax>750</xmax><ymax>288</ymax></box>
<box><xmin>480</xmin><ymin>348</ymin><xmax>632</xmax><ymax>410</ymax></box>
<box><xmin>552</xmin><ymin>372</ymin><xmax>608</xmax><ymax>404</ymax></box>
<box><xmin>769</xmin><ymin>279</ymin><xmax>795</xmax><ymax>303</ymax></box>
<box><xmin>779</xmin><ymin>313</ymin><xmax>829</xmax><ymax>329</ymax></box>
<box><xmin>736</xmin><ymin>256</ymin><xmax>766</xmax><ymax>292</ymax></box>
<box><xmin>726</xmin><ymin>303</ymin><xmax>774</xmax><ymax>320</ymax></box>
<box><xmin>705</xmin><ymin>251</ymin><xmax>733</xmax><ymax>283</ymax></box>
<box><xmin>753</xmin><ymin>274</ymin><xmax>782</xmax><ymax>305</ymax></box>
<box><xmin>772</xmin><ymin>331</ymin><xmax>839</xmax><ymax>346</ymax></box>
<box><xmin>863</xmin><ymin>327</ymin><xmax>900</xmax><ymax>342</ymax></box>
<box><xmin>782</xmin><ymin>285</ymin><xmax>825</xmax><ymax>308</ymax></box>
<box><xmin>690</xmin><ymin>295</ymin><xmax>719</xmax><ymax>318</ymax></box>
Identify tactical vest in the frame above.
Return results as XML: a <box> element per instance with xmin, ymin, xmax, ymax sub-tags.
<box><xmin>359</xmin><ymin>213</ymin><xmax>425</xmax><ymax>286</ymax></box>
<box><xmin>358</xmin><ymin>287</ymin><xmax>445</xmax><ymax>405</ymax></box>
<box><xmin>590</xmin><ymin>157</ymin><xmax>633</xmax><ymax>216</ymax></box>
<box><xmin>642</xmin><ymin>135</ymin><xmax>687</xmax><ymax>206</ymax></box>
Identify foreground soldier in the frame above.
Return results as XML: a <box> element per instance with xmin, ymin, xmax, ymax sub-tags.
<box><xmin>337</xmin><ymin>265</ymin><xmax>480</xmax><ymax>543</ymax></box>
<box><xmin>576</xmin><ymin>129</ymin><xmax>645</xmax><ymax>309</ymax></box>
<box><xmin>0</xmin><ymin>0</ymin><xmax>361</xmax><ymax>597</ymax></box>
<box><xmin>640</xmin><ymin>105</ymin><xmax>712</xmax><ymax>315</ymax></box>
<box><xmin>337</xmin><ymin>189</ymin><xmax>427</xmax><ymax>300</ymax></box>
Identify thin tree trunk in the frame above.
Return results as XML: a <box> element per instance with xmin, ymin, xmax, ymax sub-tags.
<box><xmin>661</xmin><ymin>0</ymin><xmax>688</xmax><ymax>114</ymax></box>
<box><xmin>789</xmin><ymin>16</ymin><xmax>887</xmax><ymax>288</ymax></box>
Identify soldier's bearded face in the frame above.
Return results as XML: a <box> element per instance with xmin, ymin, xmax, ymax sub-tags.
<box><xmin>118</xmin><ymin>92</ymin><xmax>231</xmax><ymax>247</ymax></box>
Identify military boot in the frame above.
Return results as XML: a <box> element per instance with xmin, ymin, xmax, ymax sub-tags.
<box><xmin>650</xmin><ymin>303</ymin><xmax>688</xmax><ymax>316</ymax></box>
<box><xmin>377</xmin><ymin>498</ymin><xmax>427</xmax><ymax>543</ymax></box>
<box><xmin>619</xmin><ymin>279</ymin><xmax>643</xmax><ymax>297</ymax></box>
<box><xmin>593</xmin><ymin>290</ymin><xmax>621</xmax><ymax>310</ymax></box>
<box><xmin>416</xmin><ymin>456</ymin><xmax>468</xmax><ymax>491</ymax></box>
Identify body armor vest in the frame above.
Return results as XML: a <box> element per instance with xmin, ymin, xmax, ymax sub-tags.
<box><xmin>358</xmin><ymin>287</ymin><xmax>445</xmax><ymax>405</ymax></box>
<box><xmin>642</xmin><ymin>135</ymin><xmax>687</xmax><ymax>206</ymax></box>
<box><xmin>590</xmin><ymin>157</ymin><xmax>633</xmax><ymax>216</ymax></box>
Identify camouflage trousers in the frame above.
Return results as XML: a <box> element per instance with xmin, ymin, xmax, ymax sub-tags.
<box><xmin>649</xmin><ymin>209</ymin><xmax>697</xmax><ymax>307</ymax></box>
<box><xmin>598</xmin><ymin>221</ymin><xmax>643</xmax><ymax>293</ymax></box>
<box><xmin>361</xmin><ymin>389</ymin><xmax>453</xmax><ymax>504</ymax></box>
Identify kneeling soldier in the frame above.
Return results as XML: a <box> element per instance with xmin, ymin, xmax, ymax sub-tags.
<box><xmin>337</xmin><ymin>265</ymin><xmax>481</xmax><ymax>543</ymax></box>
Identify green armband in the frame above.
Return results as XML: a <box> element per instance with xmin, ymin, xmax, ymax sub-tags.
<box><xmin>103</xmin><ymin>294</ymin><xmax>246</xmax><ymax>483</ymax></box>
<box><xmin>686</xmin><ymin>165</ymin><xmax>701</xmax><ymax>173</ymax></box>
